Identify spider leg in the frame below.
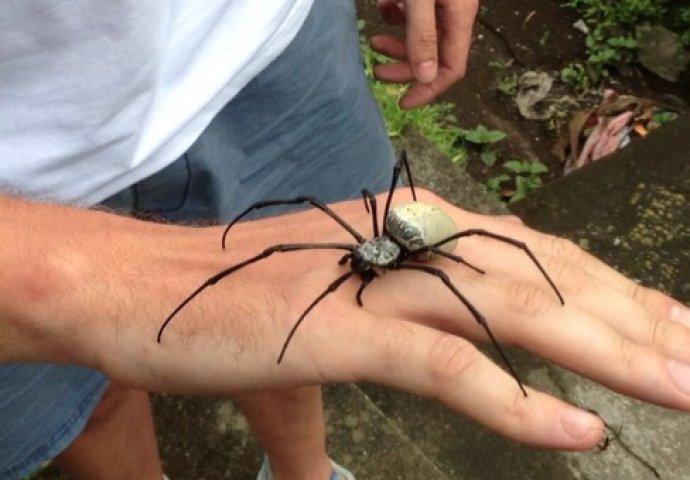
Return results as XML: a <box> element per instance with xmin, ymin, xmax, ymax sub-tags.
<box><xmin>361</xmin><ymin>188</ymin><xmax>380</xmax><ymax>237</ymax></box>
<box><xmin>278</xmin><ymin>270</ymin><xmax>356</xmax><ymax>363</ymax></box>
<box><xmin>221</xmin><ymin>196</ymin><xmax>366</xmax><ymax>249</ymax></box>
<box><xmin>355</xmin><ymin>270</ymin><xmax>378</xmax><ymax>306</ymax></box>
<box><xmin>382</xmin><ymin>150</ymin><xmax>417</xmax><ymax>235</ymax></box>
<box><xmin>157</xmin><ymin>242</ymin><xmax>355</xmax><ymax>343</ymax></box>
<box><xmin>338</xmin><ymin>252</ymin><xmax>352</xmax><ymax>265</ymax></box>
<box><xmin>415</xmin><ymin>245</ymin><xmax>485</xmax><ymax>274</ymax></box>
<box><xmin>395</xmin><ymin>263</ymin><xmax>528</xmax><ymax>397</ymax></box>
<box><xmin>429</xmin><ymin>229</ymin><xmax>565</xmax><ymax>305</ymax></box>
<box><xmin>400</xmin><ymin>150</ymin><xmax>417</xmax><ymax>202</ymax></box>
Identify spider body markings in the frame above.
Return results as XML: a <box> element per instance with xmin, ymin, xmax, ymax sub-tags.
<box><xmin>157</xmin><ymin>151</ymin><xmax>564</xmax><ymax>397</ymax></box>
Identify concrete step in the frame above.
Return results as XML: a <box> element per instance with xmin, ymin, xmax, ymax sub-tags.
<box><xmin>357</xmin><ymin>117</ymin><xmax>690</xmax><ymax>480</ymax></box>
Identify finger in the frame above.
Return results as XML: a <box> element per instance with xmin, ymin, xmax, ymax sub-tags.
<box><xmin>370</xmin><ymin>34</ymin><xmax>408</xmax><ymax>60</ymax></box>
<box><xmin>399</xmin><ymin>0</ymin><xmax>476</xmax><ymax>108</ymax></box>
<box><xmin>401</xmin><ymin>260</ymin><xmax>690</xmax><ymax>410</ymax></box>
<box><xmin>444</xmin><ymin>209</ymin><xmax>682</xmax><ymax>322</ymax></box>
<box><xmin>376</xmin><ymin>0</ymin><xmax>407</xmax><ymax>25</ymax></box>
<box><xmin>487</xmin><ymin>286</ymin><xmax>690</xmax><ymax>411</ymax></box>
<box><xmin>403</xmin><ymin>0</ymin><xmax>439</xmax><ymax>83</ymax></box>
<box><xmin>325</xmin><ymin>314</ymin><xmax>606</xmax><ymax>450</ymax></box>
<box><xmin>374</xmin><ymin>62</ymin><xmax>416</xmax><ymax>84</ymax></box>
<box><xmin>351</xmin><ymin>252</ymin><xmax>690</xmax><ymax>411</ymax></box>
<box><xmin>528</xmin><ymin>255</ymin><xmax>690</xmax><ymax>364</ymax></box>
<box><xmin>440</xmin><ymin>213</ymin><xmax>689</xmax><ymax>358</ymax></box>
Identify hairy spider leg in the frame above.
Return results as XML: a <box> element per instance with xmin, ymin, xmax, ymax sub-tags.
<box><xmin>157</xmin><ymin>242</ymin><xmax>355</xmax><ymax>343</ymax></box>
<box><xmin>278</xmin><ymin>270</ymin><xmax>356</xmax><ymax>363</ymax></box>
<box><xmin>382</xmin><ymin>150</ymin><xmax>418</xmax><ymax>235</ymax></box>
<box><xmin>221</xmin><ymin>196</ymin><xmax>366</xmax><ymax>249</ymax></box>
<box><xmin>395</xmin><ymin>263</ymin><xmax>528</xmax><ymax>397</ymax></box>
<box><xmin>418</xmin><ymin>246</ymin><xmax>486</xmax><ymax>274</ymax></box>
<box><xmin>360</xmin><ymin>188</ymin><xmax>380</xmax><ymax>237</ymax></box>
<box><xmin>355</xmin><ymin>270</ymin><xmax>378</xmax><ymax>306</ymax></box>
<box><xmin>424</xmin><ymin>229</ymin><xmax>565</xmax><ymax>305</ymax></box>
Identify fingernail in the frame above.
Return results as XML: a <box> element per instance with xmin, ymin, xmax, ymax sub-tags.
<box><xmin>560</xmin><ymin>407</ymin><xmax>601</xmax><ymax>441</ymax></box>
<box><xmin>671</xmin><ymin>304</ymin><xmax>690</xmax><ymax>328</ymax></box>
<box><xmin>668</xmin><ymin>359</ymin><xmax>690</xmax><ymax>396</ymax></box>
<box><xmin>415</xmin><ymin>60</ymin><xmax>437</xmax><ymax>83</ymax></box>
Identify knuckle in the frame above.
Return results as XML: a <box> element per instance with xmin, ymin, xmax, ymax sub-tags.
<box><xmin>504</xmin><ymin>386</ymin><xmax>531</xmax><ymax>425</ymax></box>
<box><xmin>545</xmin><ymin>236</ymin><xmax>582</xmax><ymax>262</ymax></box>
<box><xmin>547</xmin><ymin>257</ymin><xmax>588</xmax><ymax>294</ymax></box>
<box><xmin>506</xmin><ymin>280</ymin><xmax>555</xmax><ymax>316</ymax></box>
<box><xmin>616</xmin><ymin>335</ymin><xmax>638</xmax><ymax>374</ymax></box>
<box><xmin>645</xmin><ymin>316</ymin><xmax>670</xmax><ymax>351</ymax></box>
<box><xmin>380</xmin><ymin>320</ymin><xmax>417</xmax><ymax>366</ymax></box>
<box><xmin>428</xmin><ymin>334</ymin><xmax>481</xmax><ymax>385</ymax></box>
<box><xmin>414</xmin><ymin>28</ymin><xmax>438</xmax><ymax>48</ymax></box>
<box><xmin>625</xmin><ymin>280</ymin><xmax>647</xmax><ymax>303</ymax></box>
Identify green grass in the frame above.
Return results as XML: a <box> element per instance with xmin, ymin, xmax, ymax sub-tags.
<box><xmin>359</xmin><ymin>22</ymin><xmax>467</xmax><ymax>165</ymax></box>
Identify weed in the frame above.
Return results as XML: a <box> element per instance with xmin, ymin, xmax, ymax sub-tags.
<box><xmin>563</xmin><ymin>0</ymin><xmax>690</xmax><ymax>84</ymax></box>
<box><xmin>560</xmin><ymin>62</ymin><xmax>591</xmax><ymax>91</ymax></box>
<box><xmin>459</xmin><ymin>125</ymin><xmax>506</xmax><ymax>168</ymax></box>
<box><xmin>487</xmin><ymin>160</ymin><xmax>549</xmax><ymax>203</ymax></box>
<box><xmin>497</xmin><ymin>74</ymin><xmax>518</xmax><ymax>95</ymax></box>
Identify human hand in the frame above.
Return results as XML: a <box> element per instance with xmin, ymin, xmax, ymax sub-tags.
<box><xmin>370</xmin><ymin>0</ymin><xmax>478</xmax><ymax>109</ymax></box>
<box><xmin>8</xmin><ymin>191</ymin><xmax>689</xmax><ymax>452</ymax></box>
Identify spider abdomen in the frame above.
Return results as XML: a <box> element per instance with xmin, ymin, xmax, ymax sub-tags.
<box><xmin>386</xmin><ymin>202</ymin><xmax>458</xmax><ymax>257</ymax></box>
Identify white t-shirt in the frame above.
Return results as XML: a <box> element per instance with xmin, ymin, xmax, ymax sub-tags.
<box><xmin>0</xmin><ymin>0</ymin><xmax>313</xmax><ymax>206</ymax></box>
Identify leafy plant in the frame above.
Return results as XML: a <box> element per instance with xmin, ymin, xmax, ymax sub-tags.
<box><xmin>459</xmin><ymin>125</ymin><xmax>506</xmax><ymax>167</ymax></box>
<box><xmin>563</xmin><ymin>0</ymin><xmax>669</xmax><ymax>83</ymax></box>
<box><xmin>560</xmin><ymin>62</ymin><xmax>591</xmax><ymax>90</ymax></box>
<box><xmin>496</xmin><ymin>74</ymin><xmax>518</xmax><ymax>95</ymax></box>
<box><xmin>486</xmin><ymin>159</ymin><xmax>549</xmax><ymax>203</ymax></box>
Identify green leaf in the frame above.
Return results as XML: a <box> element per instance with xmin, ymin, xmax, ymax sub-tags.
<box><xmin>480</xmin><ymin>148</ymin><xmax>498</xmax><ymax>167</ymax></box>
<box><xmin>530</xmin><ymin>161</ymin><xmax>549</xmax><ymax>174</ymax></box>
<box><xmin>503</xmin><ymin>160</ymin><xmax>529</xmax><ymax>173</ymax></box>
<box><xmin>486</xmin><ymin>174</ymin><xmax>510</xmax><ymax>192</ymax></box>
<box><xmin>463</xmin><ymin>125</ymin><xmax>507</xmax><ymax>144</ymax></box>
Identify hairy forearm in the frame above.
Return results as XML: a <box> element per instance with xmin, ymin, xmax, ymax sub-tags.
<box><xmin>0</xmin><ymin>192</ymin><xmax>366</xmax><ymax>391</ymax></box>
<box><xmin>0</xmin><ymin>195</ymin><xmax>220</xmax><ymax>367</ymax></box>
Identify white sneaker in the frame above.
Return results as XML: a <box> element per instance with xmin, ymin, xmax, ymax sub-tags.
<box><xmin>256</xmin><ymin>456</ymin><xmax>356</xmax><ymax>480</ymax></box>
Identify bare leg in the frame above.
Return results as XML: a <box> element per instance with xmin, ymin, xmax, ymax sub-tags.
<box><xmin>54</xmin><ymin>381</ymin><xmax>163</xmax><ymax>480</ymax></box>
<box><xmin>234</xmin><ymin>387</ymin><xmax>332</xmax><ymax>480</ymax></box>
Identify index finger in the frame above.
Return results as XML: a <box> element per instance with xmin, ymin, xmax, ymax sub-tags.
<box><xmin>401</xmin><ymin>0</ymin><xmax>477</xmax><ymax>108</ymax></box>
<box><xmin>404</xmin><ymin>0</ymin><xmax>439</xmax><ymax>83</ymax></box>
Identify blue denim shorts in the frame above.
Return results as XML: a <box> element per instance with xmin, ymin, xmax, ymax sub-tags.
<box><xmin>0</xmin><ymin>0</ymin><xmax>394</xmax><ymax>478</ymax></box>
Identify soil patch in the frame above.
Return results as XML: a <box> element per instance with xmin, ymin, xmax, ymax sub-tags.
<box><xmin>357</xmin><ymin>0</ymin><xmax>689</xmax><ymax>191</ymax></box>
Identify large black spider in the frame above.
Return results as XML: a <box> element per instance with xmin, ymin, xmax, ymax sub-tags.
<box><xmin>157</xmin><ymin>151</ymin><xmax>564</xmax><ymax>396</ymax></box>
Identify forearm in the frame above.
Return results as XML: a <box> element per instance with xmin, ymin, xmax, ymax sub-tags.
<box><xmin>0</xmin><ymin>195</ymin><xmax>215</xmax><ymax>367</ymax></box>
<box><xmin>0</xmin><ymin>193</ymin><xmax>364</xmax><ymax>392</ymax></box>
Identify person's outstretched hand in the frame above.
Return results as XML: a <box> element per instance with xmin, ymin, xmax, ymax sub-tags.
<box><xmin>3</xmin><ymin>190</ymin><xmax>689</xmax><ymax>453</ymax></box>
<box><xmin>370</xmin><ymin>0</ymin><xmax>478</xmax><ymax>108</ymax></box>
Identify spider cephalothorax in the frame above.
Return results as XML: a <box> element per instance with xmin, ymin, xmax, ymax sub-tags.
<box><xmin>157</xmin><ymin>151</ymin><xmax>564</xmax><ymax>395</ymax></box>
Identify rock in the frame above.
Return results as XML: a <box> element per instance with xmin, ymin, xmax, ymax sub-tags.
<box><xmin>637</xmin><ymin>23</ymin><xmax>690</xmax><ymax>82</ymax></box>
